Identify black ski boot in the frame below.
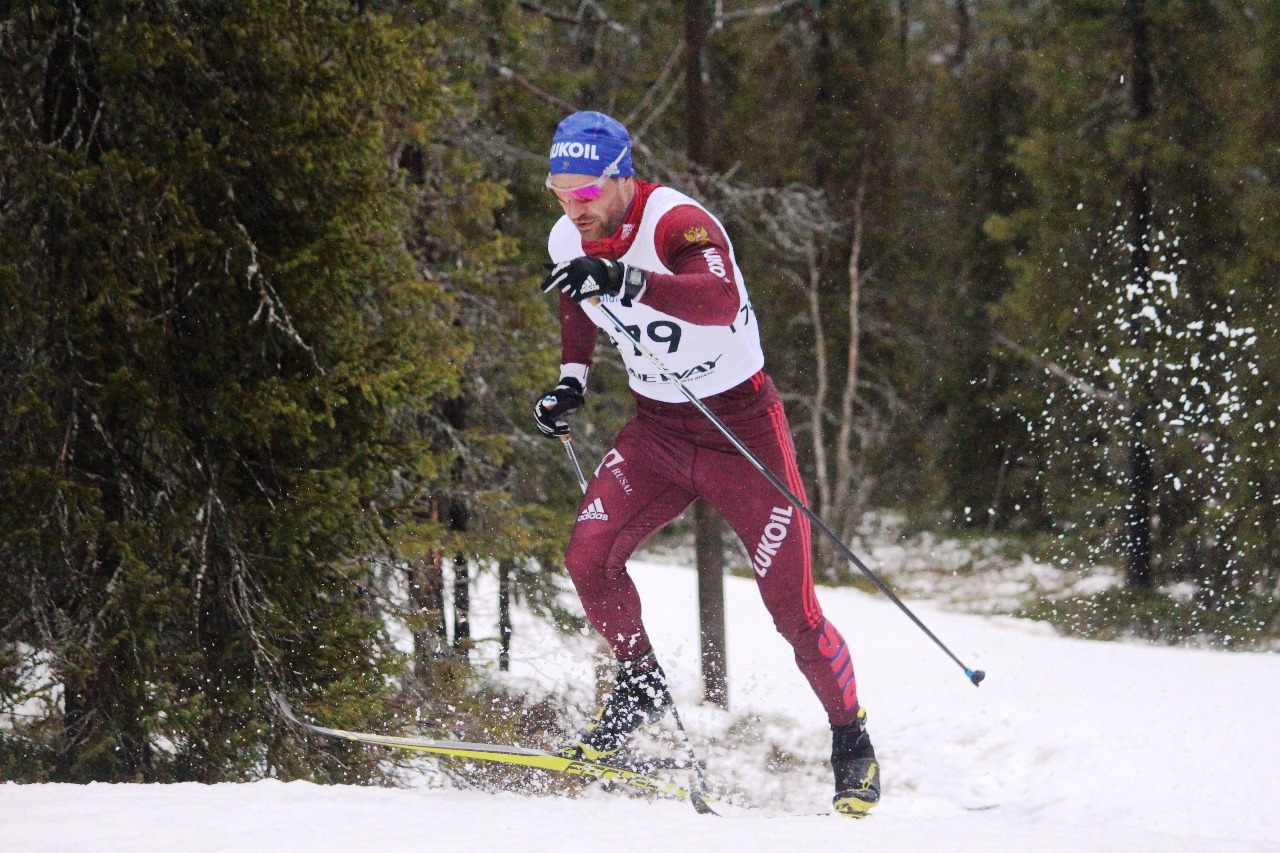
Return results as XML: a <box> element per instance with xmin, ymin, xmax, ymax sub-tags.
<box><xmin>560</xmin><ymin>651</ymin><xmax>672</xmax><ymax>762</ymax></box>
<box><xmin>832</xmin><ymin>706</ymin><xmax>880</xmax><ymax>818</ymax></box>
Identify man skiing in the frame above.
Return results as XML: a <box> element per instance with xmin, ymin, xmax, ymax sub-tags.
<box><xmin>533</xmin><ymin>110</ymin><xmax>880</xmax><ymax>818</ymax></box>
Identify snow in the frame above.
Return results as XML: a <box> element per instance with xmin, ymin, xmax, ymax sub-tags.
<box><xmin>4</xmin><ymin>559</ymin><xmax>1279</xmax><ymax>852</ymax></box>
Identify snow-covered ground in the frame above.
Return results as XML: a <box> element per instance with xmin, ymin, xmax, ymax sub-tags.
<box><xmin>4</xmin><ymin>557</ymin><xmax>1278</xmax><ymax>852</ymax></box>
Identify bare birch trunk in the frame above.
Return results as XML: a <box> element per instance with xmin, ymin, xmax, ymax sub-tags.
<box><xmin>807</xmin><ymin>236</ymin><xmax>832</xmax><ymax>521</ymax></box>
<box><xmin>834</xmin><ymin>175</ymin><xmax>867</xmax><ymax>541</ymax></box>
<box><xmin>806</xmin><ymin>172</ymin><xmax>868</xmax><ymax>577</ymax></box>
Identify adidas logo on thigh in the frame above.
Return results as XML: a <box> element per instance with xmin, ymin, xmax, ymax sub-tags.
<box><xmin>577</xmin><ymin>498</ymin><xmax>610</xmax><ymax>522</ymax></box>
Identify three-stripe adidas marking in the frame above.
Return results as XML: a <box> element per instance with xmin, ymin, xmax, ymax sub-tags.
<box><xmin>577</xmin><ymin>497</ymin><xmax>609</xmax><ymax>522</ymax></box>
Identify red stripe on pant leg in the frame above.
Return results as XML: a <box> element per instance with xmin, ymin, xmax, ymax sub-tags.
<box><xmin>776</xmin><ymin>404</ymin><xmax>820</xmax><ymax>623</ymax></box>
<box><xmin>769</xmin><ymin>401</ymin><xmax>819</xmax><ymax>624</ymax></box>
<box><xmin>765</xmin><ymin>401</ymin><xmax>822</xmax><ymax>625</ymax></box>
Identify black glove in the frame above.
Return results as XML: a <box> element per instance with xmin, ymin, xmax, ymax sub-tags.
<box><xmin>540</xmin><ymin>256</ymin><xmax>647</xmax><ymax>305</ymax></box>
<box><xmin>533</xmin><ymin>377</ymin><xmax>585</xmax><ymax>438</ymax></box>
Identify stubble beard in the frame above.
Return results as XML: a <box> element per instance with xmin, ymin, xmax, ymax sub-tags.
<box><xmin>578</xmin><ymin>210</ymin><xmax>624</xmax><ymax>242</ymax></box>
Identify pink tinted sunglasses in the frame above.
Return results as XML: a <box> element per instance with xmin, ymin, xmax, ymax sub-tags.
<box><xmin>545</xmin><ymin>146</ymin><xmax>628</xmax><ymax>201</ymax></box>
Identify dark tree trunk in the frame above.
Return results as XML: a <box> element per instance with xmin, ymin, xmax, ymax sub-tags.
<box><xmin>449</xmin><ymin>501</ymin><xmax>471</xmax><ymax>652</ymax></box>
<box><xmin>498</xmin><ymin>558</ymin><xmax>513</xmax><ymax>671</ymax></box>
<box><xmin>953</xmin><ymin>0</ymin><xmax>971</xmax><ymax>68</ymax></box>
<box><xmin>409</xmin><ymin>502</ymin><xmax>449</xmax><ymax>679</ymax></box>
<box><xmin>694</xmin><ymin>501</ymin><xmax>728</xmax><ymax>708</ymax></box>
<box><xmin>684</xmin><ymin>0</ymin><xmax>712</xmax><ymax>168</ymax></box>
<box><xmin>1124</xmin><ymin>0</ymin><xmax>1155</xmax><ymax>589</ymax></box>
<box><xmin>812</xmin><ymin>0</ymin><xmax>838</xmax><ymax>195</ymax></box>
<box><xmin>686</xmin><ymin>0</ymin><xmax>728</xmax><ymax>708</ymax></box>
<box><xmin>898</xmin><ymin>0</ymin><xmax>910</xmax><ymax>56</ymax></box>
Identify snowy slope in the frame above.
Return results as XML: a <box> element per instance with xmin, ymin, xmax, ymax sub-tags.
<box><xmin>4</xmin><ymin>559</ymin><xmax>1278</xmax><ymax>852</ymax></box>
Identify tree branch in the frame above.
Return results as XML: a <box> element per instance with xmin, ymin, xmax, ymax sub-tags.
<box><xmin>623</xmin><ymin>41</ymin><xmax>685</xmax><ymax>129</ymax></box>
<box><xmin>714</xmin><ymin>0</ymin><xmax>806</xmax><ymax>28</ymax></box>
<box><xmin>517</xmin><ymin>0</ymin><xmax>584</xmax><ymax>25</ymax></box>
<box><xmin>994</xmin><ymin>333</ymin><xmax>1128</xmax><ymax>412</ymax></box>
<box><xmin>485</xmin><ymin>59</ymin><xmax>577</xmax><ymax>114</ymax></box>
<box><xmin>995</xmin><ymin>332</ymin><xmax>1214</xmax><ymax>451</ymax></box>
<box><xmin>517</xmin><ymin>0</ymin><xmax>627</xmax><ymax>33</ymax></box>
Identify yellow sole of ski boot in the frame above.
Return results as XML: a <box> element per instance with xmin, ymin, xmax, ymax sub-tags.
<box><xmin>833</xmin><ymin>795</ymin><xmax>878</xmax><ymax>818</ymax></box>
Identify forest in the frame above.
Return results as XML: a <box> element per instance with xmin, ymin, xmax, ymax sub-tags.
<box><xmin>1</xmin><ymin>0</ymin><xmax>1276</xmax><ymax>783</ymax></box>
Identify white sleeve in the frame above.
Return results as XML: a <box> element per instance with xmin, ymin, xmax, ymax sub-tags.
<box><xmin>559</xmin><ymin>363</ymin><xmax>589</xmax><ymax>387</ymax></box>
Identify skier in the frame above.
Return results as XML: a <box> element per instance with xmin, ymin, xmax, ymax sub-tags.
<box><xmin>533</xmin><ymin>110</ymin><xmax>880</xmax><ymax>818</ymax></box>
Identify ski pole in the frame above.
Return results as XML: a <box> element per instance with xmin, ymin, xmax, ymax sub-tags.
<box><xmin>559</xmin><ymin>434</ymin><xmax>589</xmax><ymax>493</ymax></box>
<box><xmin>587</xmin><ymin>299</ymin><xmax>985</xmax><ymax>687</ymax></box>
<box><xmin>559</xmin><ymin>426</ymin><xmax>716</xmax><ymax>814</ymax></box>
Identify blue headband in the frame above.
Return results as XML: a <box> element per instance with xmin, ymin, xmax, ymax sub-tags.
<box><xmin>548</xmin><ymin>111</ymin><xmax>633</xmax><ymax>178</ymax></box>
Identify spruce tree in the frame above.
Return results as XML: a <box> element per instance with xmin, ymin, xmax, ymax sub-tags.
<box><xmin>989</xmin><ymin>1</ymin><xmax>1274</xmax><ymax>617</ymax></box>
<box><xmin>0</xmin><ymin>1</ymin><xmax>499</xmax><ymax>781</ymax></box>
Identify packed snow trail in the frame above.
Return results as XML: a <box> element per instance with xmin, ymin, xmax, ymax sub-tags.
<box><xmin>4</xmin><ymin>560</ymin><xmax>1277</xmax><ymax>852</ymax></box>
<box><xmin>3</xmin><ymin>781</ymin><xmax>1265</xmax><ymax>853</ymax></box>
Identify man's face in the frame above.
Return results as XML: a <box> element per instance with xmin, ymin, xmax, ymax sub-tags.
<box><xmin>549</xmin><ymin>174</ymin><xmax>634</xmax><ymax>242</ymax></box>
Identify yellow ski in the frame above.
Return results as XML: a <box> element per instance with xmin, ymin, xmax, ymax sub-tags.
<box><xmin>275</xmin><ymin>693</ymin><xmax>716</xmax><ymax>813</ymax></box>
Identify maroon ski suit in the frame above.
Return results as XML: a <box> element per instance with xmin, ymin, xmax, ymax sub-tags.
<box><xmin>552</xmin><ymin>181</ymin><xmax>862</xmax><ymax>726</ymax></box>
